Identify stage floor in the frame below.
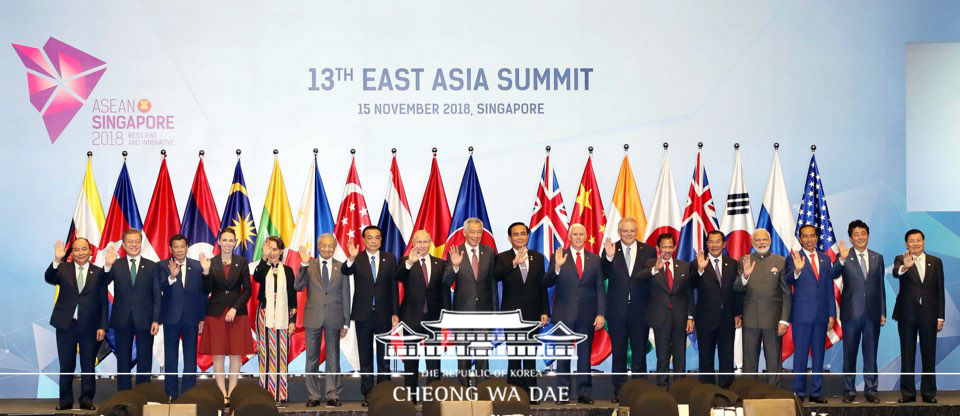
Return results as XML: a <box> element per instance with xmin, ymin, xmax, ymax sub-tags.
<box><xmin>3</xmin><ymin>391</ymin><xmax>960</xmax><ymax>416</ymax></box>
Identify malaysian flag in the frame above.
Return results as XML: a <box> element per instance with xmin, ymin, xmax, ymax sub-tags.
<box><xmin>793</xmin><ymin>153</ymin><xmax>843</xmax><ymax>348</ymax></box>
<box><xmin>677</xmin><ymin>147</ymin><xmax>720</xmax><ymax>261</ymax></box>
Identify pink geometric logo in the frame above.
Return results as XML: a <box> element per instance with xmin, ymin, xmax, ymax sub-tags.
<box><xmin>11</xmin><ymin>37</ymin><xmax>107</xmax><ymax>143</ymax></box>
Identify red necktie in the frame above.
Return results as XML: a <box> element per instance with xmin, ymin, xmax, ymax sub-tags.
<box><xmin>810</xmin><ymin>253</ymin><xmax>819</xmax><ymax>281</ymax></box>
<box><xmin>471</xmin><ymin>248</ymin><xmax>479</xmax><ymax>281</ymax></box>
<box><xmin>575</xmin><ymin>251</ymin><xmax>583</xmax><ymax>279</ymax></box>
<box><xmin>420</xmin><ymin>258</ymin><xmax>429</xmax><ymax>285</ymax></box>
<box><xmin>666</xmin><ymin>260</ymin><xmax>674</xmax><ymax>291</ymax></box>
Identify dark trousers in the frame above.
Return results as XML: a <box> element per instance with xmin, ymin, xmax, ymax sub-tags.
<box><xmin>742</xmin><ymin>327</ymin><xmax>782</xmax><ymax>385</ymax></box>
<box><xmin>507</xmin><ymin>359</ymin><xmax>537</xmax><ymax>394</ymax></box>
<box><xmin>457</xmin><ymin>348</ymin><xmax>490</xmax><ymax>386</ymax></box>
<box><xmin>355</xmin><ymin>315</ymin><xmax>391</xmax><ymax>397</ymax></box>
<box><xmin>608</xmin><ymin>310</ymin><xmax>648</xmax><ymax>395</ymax></box>
<box><xmin>556</xmin><ymin>319</ymin><xmax>594</xmax><ymax>400</ymax></box>
<box><xmin>162</xmin><ymin>317</ymin><xmax>198</xmax><ymax>399</ymax></box>
<box><xmin>898</xmin><ymin>318</ymin><xmax>938</xmax><ymax>400</ymax></box>
<box><xmin>55</xmin><ymin>320</ymin><xmax>97</xmax><ymax>405</ymax></box>
<box><xmin>403</xmin><ymin>358</ymin><xmax>441</xmax><ymax>390</ymax></box>
<box><xmin>841</xmin><ymin>315</ymin><xmax>880</xmax><ymax>397</ymax></box>
<box><xmin>114</xmin><ymin>320</ymin><xmax>154</xmax><ymax>390</ymax></box>
<box><xmin>652</xmin><ymin>316</ymin><xmax>687</xmax><ymax>388</ymax></box>
<box><xmin>791</xmin><ymin>321</ymin><xmax>826</xmax><ymax>397</ymax></box>
<box><xmin>697</xmin><ymin>323</ymin><xmax>735</xmax><ymax>387</ymax></box>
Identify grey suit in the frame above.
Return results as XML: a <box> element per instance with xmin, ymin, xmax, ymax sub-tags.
<box><xmin>296</xmin><ymin>257</ymin><xmax>351</xmax><ymax>401</ymax></box>
<box><xmin>733</xmin><ymin>252</ymin><xmax>790</xmax><ymax>384</ymax></box>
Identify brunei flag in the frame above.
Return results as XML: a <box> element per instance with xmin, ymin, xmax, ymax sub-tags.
<box><xmin>63</xmin><ymin>156</ymin><xmax>106</xmax><ymax>263</ymax></box>
<box><xmin>407</xmin><ymin>152</ymin><xmax>451</xmax><ymax>258</ymax></box>
<box><xmin>221</xmin><ymin>159</ymin><xmax>258</xmax><ymax>262</ymax></box>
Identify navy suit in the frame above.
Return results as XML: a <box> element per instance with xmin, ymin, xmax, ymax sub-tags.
<box><xmin>545</xmin><ymin>248</ymin><xmax>605</xmax><ymax>400</ymax></box>
<box><xmin>784</xmin><ymin>250</ymin><xmax>836</xmax><ymax>398</ymax></box>
<box><xmin>45</xmin><ymin>262</ymin><xmax>108</xmax><ymax>406</ymax></box>
<box><xmin>104</xmin><ymin>256</ymin><xmax>162</xmax><ymax>390</ymax></box>
<box><xmin>830</xmin><ymin>249</ymin><xmax>885</xmax><ymax>398</ymax></box>
<box><xmin>158</xmin><ymin>257</ymin><xmax>207</xmax><ymax>398</ymax></box>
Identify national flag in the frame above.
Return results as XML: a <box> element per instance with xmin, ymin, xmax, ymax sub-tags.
<box><xmin>602</xmin><ymin>151</ymin><xmax>647</xmax><ymax>245</ymax></box>
<box><xmin>677</xmin><ymin>148</ymin><xmax>720</xmax><ymax>262</ymax></box>
<box><xmin>180</xmin><ymin>156</ymin><xmax>221</xmax><ymax>371</ymax></box>
<box><xmin>444</xmin><ymin>154</ymin><xmax>497</xmax><ymax>253</ymax></box>
<box><xmin>378</xmin><ymin>153</ymin><xmax>414</xmax><ymax>305</ymax></box>
<box><xmin>755</xmin><ymin>147</ymin><xmax>796</xmax><ymax>257</ymax></box>
<box><xmin>643</xmin><ymin>147</ymin><xmax>682</xmax><ymax>248</ymax></box>
<box><xmin>333</xmin><ymin>155</ymin><xmax>373</xmax><ymax>371</ymax></box>
<box><xmin>180</xmin><ymin>157</ymin><xmax>221</xmax><ymax>261</ymax></box>
<box><xmin>781</xmin><ymin>153</ymin><xmax>843</xmax><ymax>360</ymax></box>
<box><xmin>221</xmin><ymin>159</ymin><xmax>258</xmax><ymax>262</ymax></box>
<box><xmin>284</xmin><ymin>152</ymin><xmax>337</xmax><ymax>366</ymax></box>
<box><xmin>720</xmin><ymin>146</ymin><xmax>755</xmax><ymax>260</ymax></box>
<box><xmin>250</xmin><ymin>156</ymin><xmax>295</xmax><ymax>318</ymax></box>
<box><xmin>407</xmin><ymin>152</ymin><xmax>452</xmax><ymax>258</ymax></box>
<box><xmin>143</xmin><ymin>154</ymin><xmax>181</xmax><ymax>367</ymax></box>
<box><xmin>568</xmin><ymin>151</ymin><xmax>610</xmax><ymax>366</ymax></box>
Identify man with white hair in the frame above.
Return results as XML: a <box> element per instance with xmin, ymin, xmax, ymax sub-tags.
<box><xmin>734</xmin><ymin>228</ymin><xmax>790</xmax><ymax>385</ymax></box>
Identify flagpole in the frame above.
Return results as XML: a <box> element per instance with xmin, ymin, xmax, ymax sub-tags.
<box><xmin>236</xmin><ymin>148</ymin><xmax>241</xmax><ymax>159</ymax></box>
<box><xmin>468</xmin><ymin>146</ymin><xmax>473</xmax><ymax>155</ymax></box>
<box><xmin>811</xmin><ymin>144</ymin><xmax>817</xmax><ymax>152</ymax></box>
<box><xmin>624</xmin><ymin>143</ymin><xmax>628</xmax><ymax>153</ymax></box>
<box><xmin>122</xmin><ymin>150</ymin><xmax>127</xmax><ymax>161</ymax></box>
<box><xmin>161</xmin><ymin>149</ymin><xmax>166</xmax><ymax>159</ymax></box>
<box><xmin>199</xmin><ymin>149</ymin><xmax>204</xmax><ymax>159</ymax></box>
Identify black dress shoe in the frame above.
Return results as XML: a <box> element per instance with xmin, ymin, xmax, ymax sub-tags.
<box><xmin>923</xmin><ymin>397</ymin><xmax>938</xmax><ymax>404</ymax></box>
<box><xmin>842</xmin><ymin>395</ymin><xmax>855</xmax><ymax>403</ymax></box>
<box><xmin>305</xmin><ymin>399</ymin><xmax>321</xmax><ymax>407</ymax></box>
<box><xmin>612</xmin><ymin>394</ymin><xmax>620</xmax><ymax>404</ymax></box>
<box><xmin>808</xmin><ymin>396</ymin><xmax>827</xmax><ymax>404</ymax></box>
<box><xmin>79</xmin><ymin>402</ymin><xmax>96</xmax><ymax>411</ymax></box>
<box><xmin>865</xmin><ymin>395</ymin><xmax>880</xmax><ymax>403</ymax></box>
<box><xmin>55</xmin><ymin>402</ymin><xmax>72</xmax><ymax>410</ymax></box>
<box><xmin>898</xmin><ymin>396</ymin><xmax>916</xmax><ymax>403</ymax></box>
<box><xmin>578</xmin><ymin>396</ymin><xmax>594</xmax><ymax>405</ymax></box>
<box><xmin>361</xmin><ymin>399</ymin><xmax>369</xmax><ymax>407</ymax></box>
<box><xmin>556</xmin><ymin>399</ymin><xmax>570</xmax><ymax>405</ymax></box>
<box><xmin>796</xmin><ymin>396</ymin><xmax>805</xmax><ymax>403</ymax></box>
<box><xmin>327</xmin><ymin>398</ymin><xmax>342</xmax><ymax>407</ymax></box>
<box><xmin>529</xmin><ymin>399</ymin><xmax>539</xmax><ymax>405</ymax></box>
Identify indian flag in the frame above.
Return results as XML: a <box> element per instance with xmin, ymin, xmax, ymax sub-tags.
<box><xmin>603</xmin><ymin>152</ymin><xmax>647</xmax><ymax>244</ymax></box>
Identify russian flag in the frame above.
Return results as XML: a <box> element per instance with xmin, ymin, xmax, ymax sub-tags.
<box><xmin>180</xmin><ymin>157</ymin><xmax>221</xmax><ymax>260</ymax></box>
<box><xmin>756</xmin><ymin>147</ymin><xmax>796</xmax><ymax>257</ymax></box>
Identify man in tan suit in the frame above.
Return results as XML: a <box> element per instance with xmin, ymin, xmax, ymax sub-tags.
<box><xmin>734</xmin><ymin>229</ymin><xmax>791</xmax><ymax>385</ymax></box>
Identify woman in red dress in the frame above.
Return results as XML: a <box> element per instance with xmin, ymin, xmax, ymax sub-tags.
<box><xmin>199</xmin><ymin>228</ymin><xmax>254</xmax><ymax>403</ymax></box>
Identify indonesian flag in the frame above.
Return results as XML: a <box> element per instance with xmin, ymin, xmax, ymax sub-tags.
<box><xmin>333</xmin><ymin>156</ymin><xmax>372</xmax><ymax>371</ymax></box>
<box><xmin>407</xmin><ymin>153</ymin><xmax>452</xmax><ymax>258</ymax></box>
<box><xmin>720</xmin><ymin>148</ymin><xmax>755</xmax><ymax>260</ymax></box>
<box><xmin>568</xmin><ymin>152</ymin><xmax>611</xmax><ymax>366</ymax></box>
<box><xmin>143</xmin><ymin>156</ymin><xmax>181</xmax><ymax>367</ymax></box>
<box><xmin>643</xmin><ymin>148</ymin><xmax>682</xmax><ymax>248</ymax></box>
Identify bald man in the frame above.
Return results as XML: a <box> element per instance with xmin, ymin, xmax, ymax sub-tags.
<box><xmin>397</xmin><ymin>230</ymin><xmax>447</xmax><ymax>393</ymax></box>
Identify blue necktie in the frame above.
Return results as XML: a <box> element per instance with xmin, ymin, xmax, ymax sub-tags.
<box><xmin>370</xmin><ymin>255</ymin><xmax>377</xmax><ymax>308</ymax></box>
<box><xmin>321</xmin><ymin>260</ymin><xmax>330</xmax><ymax>287</ymax></box>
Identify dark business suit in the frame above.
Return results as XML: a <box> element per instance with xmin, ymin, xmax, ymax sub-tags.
<box><xmin>601</xmin><ymin>241</ymin><xmax>656</xmax><ymax>396</ymax></box>
<box><xmin>204</xmin><ymin>255</ymin><xmax>252</xmax><ymax>317</ymax></box>
<box><xmin>784</xmin><ymin>250</ymin><xmax>836</xmax><ymax>398</ymax></box>
<box><xmin>545</xmin><ymin>248</ymin><xmax>605</xmax><ymax>399</ymax></box>
<box><xmin>104</xmin><ymin>256</ymin><xmax>161</xmax><ymax>390</ymax></box>
<box><xmin>830</xmin><ymin>249</ymin><xmax>885</xmax><ymax>398</ymax></box>
<box><xmin>343</xmin><ymin>250</ymin><xmax>399</xmax><ymax>397</ymax></box>
<box><xmin>892</xmin><ymin>253</ymin><xmax>944</xmax><ymax>401</ymax></box>
<box><xmin>638</xmin><ymin>257</ymin><xmax>693</xmax><ymax>387</ymax></box>
<box><xmin>158</xmin><ymin>257</ymin><xmax>206</xmax><ymax>399</ymax></box>
<box><xmin>493</xmin><ymin>248</ymin><xmax>548</xmax><ymax>393</ymax></box>
<box><xmin>397</xmin><ymin>254</ymin><xmax>446</xmax><ymax>390</ymax></box>
<box><xmin>45</xmin><ymin>261</ymin><xmax>108</xmax><ymax>406</ymax></box>
<box><xmin>442</xmin><ymin>243</ymin><xmax>497</xmax><ymax>385</ymax></box>
<box><xmin>690</xmin><ymin>255</ymin><xmax>741</xmax><ymax>387</ymax></box>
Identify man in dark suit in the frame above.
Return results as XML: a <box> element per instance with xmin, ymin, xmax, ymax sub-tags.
<box><xmin>342</xmin><ymin>225</ymin><xmax>399</xmax><ymax>406</ymax></box>
<box><xmin>158</xmin><ymin>234</ymin><xmax>207</xmax><ymax>399</ymax></box>
<box><xmin>784</xmin><ymin>224</ymin><xmax>836</xmax><ymax>403</ymax></box>
<box><xmin>893</xmin><ymin>229</ymin><xmax>945</xmax><ymax>404</ymax></box>
<box><xmin>545</xmin><ymin>223</ymin><xmax>606</xmax><ymax>405</ymax></box>
<box><xmin>638</xmin><ymin>233</ymin><xmax>694</xmax><ymax>388</ymax></box>
<box><xmin>397</xmin><ymin>230</ymin><xmax>447</xmax><ymax>393</ymax></box>
<box><xmin>46</xmin><ymin>238</ymin><xmax>107</xmax><ymax>411</ymax></box>
<box><xmin>691</xmin><ymin>230</ymin><xmax>741</xmax><ymax>387</ymax></box>
<box><xmin>493</xmin><ymin>222</ymin><xmax>549</xmax><ymax>399</ymax></box>
<box><xmin>830</xmin><ymin>220</ymin><xmax>885</xmax><ymax>403</ymax></box>
<box><xmin>102</xmin><ymin>228</ymin><xmax>161</xmax><ymax>391</ymax></box>
<box><xmin>443</xmin><ymin>217</ymin><xmax>498</xmax><ymax>385</ymax></box>
<box><xmin>600</xmin><ymin>217</ymin><xmax>656</xmax><ymax>401</ymax></box>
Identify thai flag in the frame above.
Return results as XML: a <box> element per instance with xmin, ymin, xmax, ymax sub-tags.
<box><xmin>377</xmin><ymin>154</ymin><xmax>414</xmax><ymax>263</ymax></box>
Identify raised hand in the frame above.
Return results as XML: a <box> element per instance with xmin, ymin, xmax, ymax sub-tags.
<box><xmin>902</xmin><ymin>251</ymin><xmax>915</xmax><ymax>269</ymax></box>
<box><xmin>199</xmin><ymin>252</ymin><xmax>211</xmax><ymax>275</ymax></box>
<box><xmin>104</xmin><ymin>243</ymin><xmax>118</xmax><ymax>267</ymax></box>
<box><xmin>449</xmin><ymin>246</ymin><xmax>464</xmax><ymax>267</ymax></box>
<box><xmin>512</xmin><ymin>247</ymin><xmax>528</xmax><ymax>266</ymax></box>
<box><xmin>167</xmin><ymin>259</ymin><xmax>180</xmax><ymax>277</ymax></box>
<box><xmin>347</xmin><ymin>243</ymin><xmax>360</xmax><ymax>261</ymax></box>
<box><xmin>695</xmin><ymin>250</ymin><xmax>708</xmax><ymax>272</ymax></box>
<box><xmin>654</xmin><ymin>255</ymin><xmax>666</xmax><ymax>272</ymax></box>
<box><xmin>297</xmin><ymin>244</ymin><xmax>311</xmax><ymax>262</ymax></box>
<box><xmin>604</xmin><ymin>238</ymin><xmax>616</xmax><ymax>258</ymax></box>
<box><xmin>53</xmin><ymin>240</ymin><xmax>66</xmax><ymax>263</ymax></box>
<box><xmin>741</xmin><ymin>256</ymin><xmax>755</xmax><ymax>278</ymax></box>
<box><xmin>554</xmin><ymin>249</ymin><xmax>568</xmax><ymax>268</ymax></box>
<box><xmin>837</xmin><ymin>240</ymin><xmax>850</xmax><ymax>259</ymax></box>
<box><xmin>791</xmin><ymin>250</ymin><xmax>805</xmax><ymax>271</ymax></box>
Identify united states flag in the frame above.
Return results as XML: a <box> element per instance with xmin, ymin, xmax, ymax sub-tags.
<box><xmin>793</xmin><ymin>153</ymin><xmax>843</xmax><ymax>348</ymax></box>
